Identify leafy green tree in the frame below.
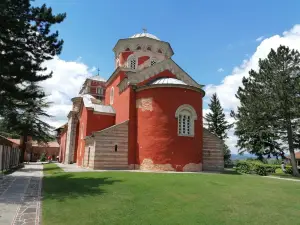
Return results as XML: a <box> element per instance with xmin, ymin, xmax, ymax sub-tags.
<box><xmin>205</xmin><ymin>93</ymin><xmax>233</xmax><ymax>165</ymax></box>
<box><xmin>232</xmin><ymin>45</ymin><xmax>300</xmax><ymax>176</ymax></box>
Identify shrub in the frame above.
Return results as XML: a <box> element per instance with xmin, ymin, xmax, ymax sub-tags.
<box><xmin>40</xmin><ymin>153</ymin><xmax>46</xmax><ymax>162</ymax></box>
<box><xmin>235</xmin><ymin>160</ymin><xmax>280</xmax><ymax>176</ymax></box>
<box><xmin>253</xmin><ymin>164</ymin><xmax>267</xmax><ymax>176</ymax></box>
<box><xmin>236</xmin><ymin>161</ymin><xmax>251</xmax><ymax>174</ymax></box>
<box><xmin>285</xmin><ymin>166</ymin><xmax>293</xmax><ymax>174</ymax></box>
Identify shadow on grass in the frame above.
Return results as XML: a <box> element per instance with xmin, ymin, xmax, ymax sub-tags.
<box><xmin>42</xmin><ymin>173</ymin><xmax>123</xmax><ymax>202</ymax></box>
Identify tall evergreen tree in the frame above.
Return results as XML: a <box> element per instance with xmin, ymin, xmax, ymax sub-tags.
<box><xmin>233</xmin><ymin>45</ymin><xmax>300</xmax><ymax>176</ymax></box>
<box><xmin>0</xmin><ymin>0</ymin><xmax>66</xmax><ymax>162</ymax></box>
<box><xmin>0</xmin><ymin>0</ymin><xmax>66</xmax><ymax>112</ymax></box>
<box><xmin>205</xmin><ymin>93</ymin><xmax>233</xmax><ymax>165</ymax></box>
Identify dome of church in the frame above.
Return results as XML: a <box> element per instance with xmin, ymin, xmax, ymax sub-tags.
<box><xmin>130</xmin><ymin>32</ymin><xmax>160</xmax><ymax>40</ymax></box>
<box><xmin>150</xmin><ymin>78</ymin><xmax>187</xmax><ymax>85</ymax></box>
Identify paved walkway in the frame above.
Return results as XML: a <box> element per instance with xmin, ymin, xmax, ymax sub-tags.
<box><xmin>0</xmin><ymin>163</ymin><xmax>43</xmax><ymax>225</ymax></box>
<box><xmin>266</xmin><ymin>175</ymin><xmax>300</xmax><ymax>182</ymax></box>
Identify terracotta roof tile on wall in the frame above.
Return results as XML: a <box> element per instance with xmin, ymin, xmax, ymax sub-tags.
<box><xmin>295</xmin><ymin>152</ymin><xmax>300</xmax><ymax>159</ymax></box>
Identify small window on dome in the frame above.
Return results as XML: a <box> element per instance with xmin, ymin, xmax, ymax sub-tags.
<box><xmin>158</xmin><ymin>49</ymin><xmax>162</xmax><ymax>53</ymax></box>
<box><xmin>136</xmin><ymin>46</ymin><xmax>141</xmax><ymax>50</ymax></box>
<box><xmin>147</xmin><ymin>46</ymin><xmax>152</xmax><ymax>51</ymax></box>
<box><xmin>127</xmin><ymin>55</ymin><xmax>137</xmax><ymax>70</ymax></box>
<box><xmin>151</xmin><ymin>58</ymin><xmax>157</xmax><ymax>66</ymax></box>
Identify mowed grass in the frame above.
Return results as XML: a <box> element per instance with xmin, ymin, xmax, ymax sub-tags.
<box><xmin>42</xmin><ymin>166</ymin><xmax>300</xmax><ymax>225</ymax></box>
<box><xmin>43</xmin><ymin>163</ymin><xmax>63</xmax><ymax>176</ymax></box>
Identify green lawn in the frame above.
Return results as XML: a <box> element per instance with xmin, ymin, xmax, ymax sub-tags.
<box><xmin>43</xmin><ymin>162</ymin><xmax>64</xmax><ymax>176</ymax></box>
<box><xmin>42</xmin><ymin>165</ymin><xmax>300</xmax><ymax>225</ymax></box>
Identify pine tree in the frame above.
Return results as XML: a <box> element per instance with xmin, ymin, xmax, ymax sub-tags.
<box><xmin>1</xmin><ymin>93</ymin><xmax>55</xmax><ymax>162</ymax></box>
<box><xmin>0</xmin><ymin>0</ymin><xmax>66</xmax><ymax>162</ymax></box>
<box><xmin>205</xmin><ymin>93</ymin><xmax>233</xmax><ymax>165</ymax></box>
<box><xmin>233</xmin><ymin>45</ymin><xmax>300</xmax><ymax>176</ymax></box>
<box><xmin>0</xmin><ymin>0</ymin><xmax>66</xmax><ymax>112</ymax></box>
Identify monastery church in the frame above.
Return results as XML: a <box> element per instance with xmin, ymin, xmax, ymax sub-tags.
<box><xmin>56</xmin><ymin>31</ymin><xmax>224</xmax><ymax>172</ymax></box>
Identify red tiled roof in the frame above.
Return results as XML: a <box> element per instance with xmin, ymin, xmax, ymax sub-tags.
<box><xmin>8</xmin><ymin>139</ymin><xmax>59</xmax><ymax>148</ymax></box>
<box><xmin>295</xmin><ymin>151</ymin><xmax>300</xmax><ymax>159</ymax></box>
<box><xmin>8</xmin><ymin>139</ymin><xmax>20</xmax><ymax>145</ymax></box>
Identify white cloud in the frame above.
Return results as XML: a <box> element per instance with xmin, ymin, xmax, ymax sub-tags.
<box><xmin>255</xmin><ymin>36</ymin><xmax>264</xmax><ymax>42</ymax></box>
<box><xmin>204</xmin><ymin>24</ymin><xmax>300</xmax><ymax>153</ymax></box>
<box><xmin>39</xmin><ymin>56</ymin><xmax>95</xmax><ymax>128</ymax></box>
<box><xmin>217</xmin><ymin>68</ymin><xmax>224</xmax><ymax>72</ymax></box>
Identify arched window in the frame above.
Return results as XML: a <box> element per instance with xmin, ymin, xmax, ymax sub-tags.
<box><xmin>136</xmin><ymin>46</ymin><xmax>141</xmax><ymax>50</ymax></box>
<box><xmin>125</xmin><ymin>47</ymin><xmax>130</xmax><ymax>51</ymax></box>
<box><xmin>110</xmin><ymin>87</ymin><xmax>114</xmax><ymax>105</ymax></box>
<box><xmin>127</xmin><ymin>55</ymin><xmax>137</xmax><ymax>70</ymax></box>
<box><xmin>175</xmin><ymin>104</ymin><xmax>197</xmax><ymax>136</ymax></box>
<box><xmin>96</xmin><ymin>87</ymin><xmax>103</xmax><ymax>95</ymax></box>
<box><xmin>147</xmin><ymin>46</ymin><xmax>152</xmax><ymax>51</ymax></box>
<box><xmin>150</xmin><ymin>57</ymin><xmax>157</xmax><ymax>66</ymax></box>
<box><xmin>157</xmin><ymin>49</ymin><xmax>162</xmax><ymax>54</ymax></box>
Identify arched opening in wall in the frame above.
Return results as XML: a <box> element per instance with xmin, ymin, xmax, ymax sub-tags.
<box><xmin>127</xmin><ymin>55</ymin><xmax>137</xmax><ymax>70</ymax></box>
<box><xmin>136</xmin><ymin>46</ymin><xmax>141</xmax><ymax>50</ymax></box>
<box><xmin>110</xmin><ymin>87</ymin><xmax>114</xmax><ymax>105</ymax></box>
<box><xmin>114</xmin><ymin>145</ymin><xmax>118</xmax><ymax>152</ymax></box>
<box><xmin>147</xmin><ymin>46</ymin><xmax>152</xmax><ymax>51</ymax></box>
<box><xmin>157</xmin><ymin>49</ymin><xmax>162</xmax><ymax>54</ymax></box>
<box><xmin>125</xmin><ymin>47</ymin><xmax>130</xmax><ymax>51</ymax></box>
<box><xmin>175</xmin><ymin>104</ymin><xmax>197</xmax><ymax>137</ymax></box>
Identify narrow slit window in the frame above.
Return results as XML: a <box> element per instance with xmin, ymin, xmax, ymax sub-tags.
<box><xmin>115</xmin><ymin>145</ymin><xmax>118</xmax><ymax>152</ymax></box>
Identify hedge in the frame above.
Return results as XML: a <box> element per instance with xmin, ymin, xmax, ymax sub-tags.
<box><xmin>236</xmin><ymin>161</ymin><xmax>281</xmax><ymax>176</ymax></box>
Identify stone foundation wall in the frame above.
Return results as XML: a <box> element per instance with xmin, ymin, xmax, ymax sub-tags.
<box><xmin>83</xmin><ymin>139</ymin><xmax>95</xmax><ymax>168</ymax></box>
<box><xmin>90</xmin><ymin>121</ymin><xmax>129</xmax><ymax>169</ymax></box>
<box><xmin>202</xmin><ymin>128</ymin><xmax>224</xmax><ymax>171</ymax></box>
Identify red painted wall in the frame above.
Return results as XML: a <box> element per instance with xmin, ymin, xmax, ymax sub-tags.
<box><xmin>128</xmin><ymin>87</ymin><xmax>137</xmax><ymax>166</ymax></box>
<box><xmin>105</xmin><ymin>71</ymin><xmax>130</xmax><ymax>123</ymax></box>
<box><xmin>75</xmin><ymin>106</ymin><xmax>88</xmax><ymax>166</ymax></box>
<box><xmin>73</xmin><ymin>123</ymin><xmax>79</xmax><ymax>163</ymax></box>
<box><xmin>138</xmin><ymin>56</ymin><xmax>149</xmax><ymax>65</ymax></box>
<box><xmin>136</xmin><ymin>87</ymin><xmax>203</xmax><ymax>171</ymax></box>
<box><xmin>75</xmin><ymin>106</ymin><xmax>115</xmax><ymax>166</ymax></box>
<box><xmin>119</xmin><ymin>52</ymin><xmax>133</xmax><ymax>66</ymax></box>
<box><xmin>59</xmin><ymin>130</ymin><xmax>67</xmax><ymax>163</ymax></box>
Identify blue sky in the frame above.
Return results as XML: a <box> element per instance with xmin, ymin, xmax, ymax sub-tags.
<box><xmin>35</xmin><ymin>0</ymin><xmax>300</xmax><ymax>153</ymax></box>
<box><xmin>36</xmin><ymin>0</ymin><xmax>300</xmax><ymax>85</ymax></box>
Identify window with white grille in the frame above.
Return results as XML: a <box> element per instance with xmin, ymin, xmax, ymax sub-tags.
<box><xmin>127</xmin><ymin>55</ymin><xmax>137</xmax><ymax>70</ymax></box>
<box><xmin>96</xmin><ymin>87</ymin><xmax>103</xmax><ymax>95</ymax></box>
<box><xmin>175</xmin><ymin>105</ymin><xmax>197</xmax><ymax>137</ymax></box>
<box><xmin>151</xmin><ymin>58</ymin><xmax>157</xmax><ymax>66</ymax></box>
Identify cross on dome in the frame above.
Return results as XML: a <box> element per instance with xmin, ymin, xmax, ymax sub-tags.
<box><xmin>130</xmin><ymin>30</ymin><xmax>160</xmax><ymax>40</ymax></box>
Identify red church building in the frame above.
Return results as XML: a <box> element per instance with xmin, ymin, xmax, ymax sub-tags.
<box><xmin>56</xmin><ymin>32</ymin><xmax>224</xmax><ymax>172</ymax></box>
